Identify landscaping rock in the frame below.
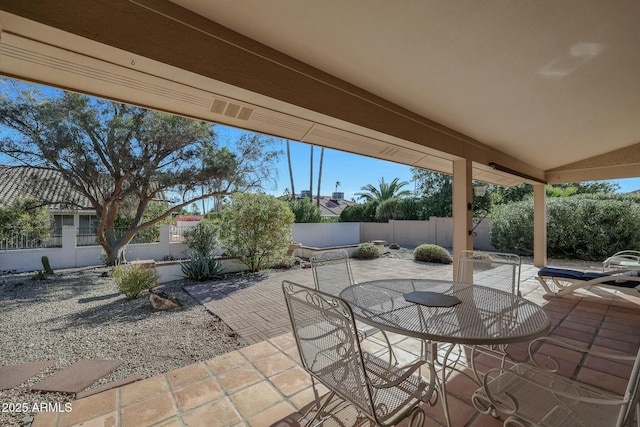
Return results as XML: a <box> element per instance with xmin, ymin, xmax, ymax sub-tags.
<box><xmin>389</xmin><ymin>243</ymin><xmax>401</xmax><ymax>250</ymax></box>
<box><xmin>149</xmin><ymin>290</ymin><xmax>182</xmax><ymax>310</ymax></box>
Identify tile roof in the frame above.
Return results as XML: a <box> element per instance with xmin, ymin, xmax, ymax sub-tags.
<box><xmin>309</xmin><ymin>196</ymin><xmax>355</xmax><ymax>217</ymax></box>
<box><xmin>0</xmin><ymin>165</ymin><xmax>93</xmax><ymax>210</ymax></box>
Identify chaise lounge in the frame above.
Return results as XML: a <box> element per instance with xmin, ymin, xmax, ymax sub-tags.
<box><xmin>536</xmin><ymin>266</ymin><xmax>640</xmax><ymax>297</ymax></box>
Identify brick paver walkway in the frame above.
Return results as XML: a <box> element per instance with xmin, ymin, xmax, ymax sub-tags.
<box><xmin>184</xmin><ymin>258</ymin><xmax>454</xmax><ymax>343</ymax></box>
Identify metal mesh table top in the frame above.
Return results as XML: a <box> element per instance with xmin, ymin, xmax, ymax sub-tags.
<box><xmin>339</xmin><ymin>279</ymin><xmax>550</xmax><ymax>345</ymax></box>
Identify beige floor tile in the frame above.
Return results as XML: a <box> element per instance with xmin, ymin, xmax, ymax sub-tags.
<box><xmin>173</xmin><ymin>377</ymin><xmax>224</xmax><ymax>412</ymax></box>
<box><xmin>217</xmin><ymin>365</ymin><xmax>264</xmax><ymax>393</ymax></box>
<box><xmin>269</xmin><ymin>366</ymin><xmax>313</xmax><ymax>397</ymax></box>
<box><xmin>120</xmin><ymin>375</ymin><xmax>169</xmax><ymax>407</ymax></box>
<box><xmin>153</xmin><ymin>418</ymin><xmax>182</xmax><ymax>427</ymax></box>
<box><xmin>247</xmin><ymin>401</ymin><xmax>299</xmax><ymax>427</ymax></box>
<box><xmin>253</xmin><ymin>351</ymin><xmax>296</xmax><ymax>377</ymax></box>
<box><xmin>206</xmin><ymin>351</ymin><xmax>250</xmax><ymax>375</ymax></box>
<box><xmin>269</xmin><ymin>333</ymin><xmax>296</xmax><ymax>351</ymax></box>
<box><xmin>69</xmin><ymin>412</ymin><xmax>116</xmax><ymax>427</ymax></box>
<box><xmin>229</xmin><ymin>381</ymin><xmax>284</xmax><ymax>419</ymax></box>
<box><xmin>32</xmin><ymin>411</ymin><xmax>58</xmax><ymax>427</ymax></box>
<box><xmin>288</xmin><ymin>387</ymin><xmax>318</xmax><ymax>411</ymax></box>
<box><xmin>120</xmin><ymin>393</ymin><xmax>176</xmax><ymax>426</ymax></box>
<box><xmin>57</xmin><ymin>389</ymin><xmax>116</xmax><ymax>427</ymax></box>
<box><xmin>181</xmin><ymin>398</ymin><xmax>241</xmax><ymax>427</ymax></box>
<box><xmin>166</xmin><ymin>362</ymin><xmax>210</xmax><ymax>389</ymax></box>
<box><xmin>240</xmin><ymin>341</ymin><xmax>279</xmax><ymax>361</ymax></box>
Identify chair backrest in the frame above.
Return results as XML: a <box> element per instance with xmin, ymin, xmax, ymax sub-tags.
<box><xmin>310</xmin><ymin>249</ymin><xmax>354</xmax><ymax>295</ymax></box>
<box><xmin>282</xmin><ymin>280</ymin><xmax>376</xmax><ymax>418</ymax></box>
<box><xmin>458</xmin><ymin>250</ymin><xmax>521</xmax><ymax>295</ymax></box>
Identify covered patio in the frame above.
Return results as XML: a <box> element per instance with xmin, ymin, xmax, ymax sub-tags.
<box><xmin>1</xmin><ymin>1</ymin><xmax>639</xmax><ymax>271</ymax></box>
<box><xmin>2</xmin><ymin>2</ymin><xmax>640</xmax><ymax>426</ymax></box>
<box><xmin>33</xmin><ymin>257</ymin><xmax>640</xmax><ymax>426</ymax></box>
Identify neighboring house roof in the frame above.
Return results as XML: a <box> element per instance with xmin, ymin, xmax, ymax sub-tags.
<box><xmin>309</xmin><ymin>196</ymin><xmax>356</xmax><ymax>217</ymax></box>
<box><xmin>0</xmin><ymin>165</ymin><xmax>93</xmax><ymax>210</ymax></box>
<box><xmin>0</xmin><ymin>165</ymin><xmax>167</xmax><ymax>211</ymax></box>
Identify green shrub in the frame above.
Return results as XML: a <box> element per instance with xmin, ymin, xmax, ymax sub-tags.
<box><xmin>353</xmin><ymin>242</ymin><xmax>381</xmax><ymax>259</ymax></box>
<box><xmin>287</xmin><ymin>198</ymin><xmax>322</xmax><ymax>223</ymax></box>
<box><xmin>180</xmin><ymin>256</ymin><xmax>224</xmax><ymax>281</ymax></box>
<box><xmin>490</xmin><ymin>197</ymin><xmax>640</xmax><ymax>260</ymax></box>
<box><xmin>413</xmin><ymin>244</ymin><xmax>452</xmax><ymax>264</ymax></box>
<box><xmin>183</xmin><ymin>222</ymin><xmax>218</xmax><ymax>257</ymax></box>
<box><xmin>217</xmin><ymin>193</ymin><xmax>295</xmax><ymax>272</ymax></box>
<box><xmin>111</xmin><ymin>264</ymin><xmax>158</xmax><ymax>299</ymax></box>
<box><xmin>339</xmin><ymin>202</ymin><xmax>377</xmax><ymax>222</ymax></box>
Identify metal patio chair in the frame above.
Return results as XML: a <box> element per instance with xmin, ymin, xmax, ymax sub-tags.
<box><xmin>311</xmin><ymin>249</ymin><xmax>398</xmax><ymax>365</ymax></box>
<box><xmin>282</xmin><ymin>280</ymin><xmax>436</xmax><ymax>426</ymax></box>
<box><xmin>472</xmin><ymin>337</ymin><xmax>640</xmax><ymax>427</ymax></box>
<box><xmin>457</xmin><ymin>250</ymin><xmax>522</xmax><ymax>370</ymax></box>
<box><xmin>457</xmin><ymin>250</ymin><xmax>522</xmax><ymax>296</ymax></box>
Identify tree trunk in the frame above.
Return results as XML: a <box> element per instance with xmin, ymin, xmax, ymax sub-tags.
<box><xmin>286</xmin><ymin>140</ymin><xmax>295</xmax><ymax>199</ymax></box>
<box><xmin>309</xmin><ymin>145</ymin><xmax>313</xmax><ymax>199</ymax></box>
<box><xmin>317</xmin><ymin>147</ymin><xmax>324</xmax><ymax>207</ymax></box>
<box><xmin>103</xmin><ymin>240</ymin><xmax>127</xmax><ymax>266</ymax></box>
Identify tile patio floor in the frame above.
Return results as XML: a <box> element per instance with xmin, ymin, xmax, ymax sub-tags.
<box><xmin>34</xmin><ymin>258</ymin><xmax>640</xmax><ymax>426</ymax></box>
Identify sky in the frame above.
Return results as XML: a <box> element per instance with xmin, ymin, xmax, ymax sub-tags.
<box><xmin>216</xmin><ymin>124</ymin><xmax>640</xmax><ymax>201</ymax></box>
<box><xmin>2</xmin><ymin>78</ymin><xmax>639</xmax><ymax>201</ymax></box>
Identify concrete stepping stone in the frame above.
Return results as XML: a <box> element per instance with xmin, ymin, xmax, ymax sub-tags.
<box><xmin>75</xmin><ymin>374</ymin><xmax>143</xmax><ymax>399</ymax></box>
<box><xmin>0</xmin><ymin>360</ymin><xmax>56</xmax><ymax>390</ymax></box>
<box><xmin>31</xmin><ymin>359</ymin><xmax>122</xmax><ymax>394</ymax></box>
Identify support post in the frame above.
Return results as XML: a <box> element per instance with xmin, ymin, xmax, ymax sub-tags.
<box><xmin>533</xmin><ymin>183</ymin><xmax>547</xmax><ymax>267</ymax></box>
<box><xmin>452</xmin><ymin>159</ymin><xmax>473</xmax><ymax>280</ymax></box>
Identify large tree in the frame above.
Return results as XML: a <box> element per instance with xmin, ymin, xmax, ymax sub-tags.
<box><xmin>0</xmin><ymin>81</ymin><xmax>279</xmax><ymax>264</ymax></box>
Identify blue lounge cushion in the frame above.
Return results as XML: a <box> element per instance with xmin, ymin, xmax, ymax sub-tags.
<box><xmin>538</xmin><ymin>267</ymin><xmax>639</xmax><ymax>288</ymax></box>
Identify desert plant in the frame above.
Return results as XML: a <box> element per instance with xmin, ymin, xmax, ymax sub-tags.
<box><xmin>31</xmin><ymin>270</ymin><xmax>48</xmax><ymax>281</ymax></box>
<box><xmin>111</xmin><ymin>264</ymin><xmax>158</xmax><ymax>299</ymax></box>
<box><xmin>180</xmin><ymin>256</ymin><xmax>224</xmax><ymax>281</ymax></box>
<box><xmin>41</xmin><ymin>256</ymin><xmax>54</xmax><ymax>275</ymax></box>
<box><xmin>413</xmin><ymin>244</ymin><xmax>452</xmax><ymax>264</ymax></box>
<box><xmin>217</xmin><ymin>193</ymin><xmax>294</xmax><ymax>272</ymax></box>
<box><xmin>183</xmin><ymin>221</ymin><xmax>218</xmax><ymax>257</ymax></box>
<box><xmin>353</xmin><ymin>242</ymin><xmax>381</xmax><ymax>259</ymax></box>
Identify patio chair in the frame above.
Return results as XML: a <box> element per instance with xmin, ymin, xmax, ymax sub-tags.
<box><xmin>457</xmin><ymin>250</ymin><xmax>522</xmax><ymax>368</ymax></box>
<box><xmin>472</xmin><ymin>336</ymin><xmax>640</xmax><ymax>427</ymax></box>
<box><xmin>311</xmin><ymin>249</ymin><xmax>398</xmax><ymax>365</ymax></box>
<box><xmin>536</xmin><ymin>267</ymin><xmax>640</xmax><ymax>297</ymax></box>
<box><xmin>457</xmin><ymin>250</ymin><xmax>521</xmax><ymax>296</ymax></box>
<box><xmin>282</xmin><ymin>280</ymin><xmax>436</xmax><ymax>426</ymax></box>
<box><xmin>603</xmin><ymin>250</ymin><xmax>640</xmax><ymax>271</ymax></box>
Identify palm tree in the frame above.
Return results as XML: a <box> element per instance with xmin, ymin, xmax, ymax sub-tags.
<box><xmin>335</xmin><ymin>180</ymin><xmax>341</xmax><ymax>193</ymax></box>
<box><xmin>309</xmin><ymin>145</ymin><xmax>313</xmax><ymax>199</ymax></box>
<box><xmin>316</xmin><ymin>147</ymin><xmax>324</xmax><ymax>207</ymax></box>
<box><xmin>286</xmin><ymin>140</ymin><xmax>295</xmax><ymax>199</ymax></box>
<box><xmin>356</xmin><ymin>177</ymin><xmax>411</xmax><ymax>202</ymax></box>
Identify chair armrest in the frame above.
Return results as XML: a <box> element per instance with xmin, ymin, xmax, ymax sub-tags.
<box><xmin>527</xmin><ymin>337</ymin><xmax>636</xmax><ymax>372</ymax></box>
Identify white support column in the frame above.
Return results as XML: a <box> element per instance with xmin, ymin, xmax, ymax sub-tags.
<box><xmin>452</xmin><ymin>159</ymin><xmax>473</xmax><ymax>280</ymax></box>
<box><xmin>533</xmin><ymin>183</ymin><xmax>547</xmax><ymax>267</ymax></box>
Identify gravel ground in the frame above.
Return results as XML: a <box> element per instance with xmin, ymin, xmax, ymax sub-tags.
<box><xmin>0</xmin><ymin>267</ymin><xmax>246</xmax><ymax>427</ymax></box>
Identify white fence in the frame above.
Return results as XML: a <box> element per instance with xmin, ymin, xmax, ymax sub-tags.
<box><xmin>2</xmin><ymin>219</ymin><xmax>494</xmax><ymax>273</ymax></box>
<box><xmin>292</xmin><ymin>218</ymin><xmax>494</xmax><ymax>251</ymax></box>
<box><xmin>1</xmin><ymin>225</ymin><xmax>188</xmax><ymax>273</ymax></box>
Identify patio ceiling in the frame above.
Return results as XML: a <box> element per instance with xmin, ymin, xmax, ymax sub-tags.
<box><xmin>0</xmin><ymin>1</ymin><xmax>639</xmax><ymax>186</ymax></box>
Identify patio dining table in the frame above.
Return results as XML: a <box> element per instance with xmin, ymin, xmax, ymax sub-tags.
<box><xmin>339</xmin><ymin>278</ymin><xmax>551</xmax><ymax>426</ymax></box>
